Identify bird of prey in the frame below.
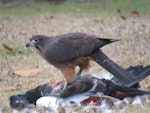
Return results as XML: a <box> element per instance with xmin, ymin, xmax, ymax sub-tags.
<box><xmin>26</xmin><ymin>33</ymin><xmax>137</xmax><ymax>86</ymax></box>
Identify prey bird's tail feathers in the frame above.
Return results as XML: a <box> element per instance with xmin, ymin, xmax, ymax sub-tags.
<box><xmin>135</xmin><ymin>65</ymin><xmax>150</xmax><ymax>81</ymax></box>
<box><xmin>113</xmin><ymin>65</ymin><xmax>150</xmax><ymax>87</ymax></box>
<box><xmin>101</xmin><ymin>79</ymin><xmax>150</xmax><ymax>99</ymax></box>
<box><xmin>111</xmin><ymin>85</ymin><xmax>150</xmax><ymax>99</ymax></box>
<box><xmin>116</xmin><ymin>85</ymin><xmax>150</xmax><ymax>95</ymax></box>
<box><xmin>90</xmin><ymin>49</ymin><xmax>137</xmax><ymax>86</ymax></box>
<box><xmin>126</xmin><ymin>65</ymin><xmax>144</xmax><ymax>74</ymax></box>
<box><xmin>126</xmin><ymin>64</ymin><xmax>150</xmax><ymax>87</ymax></box>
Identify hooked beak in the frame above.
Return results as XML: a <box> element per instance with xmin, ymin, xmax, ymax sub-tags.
<box><xmin>26</xmin><ymin>41</ymin><xmax>35</xmax><ymax>47</ymax></box>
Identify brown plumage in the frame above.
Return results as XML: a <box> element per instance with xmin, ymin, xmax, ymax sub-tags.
<box><xmin>26</xmin><ymin>33</ymin><xmax>137</xmax><ymax>85</ymax></box>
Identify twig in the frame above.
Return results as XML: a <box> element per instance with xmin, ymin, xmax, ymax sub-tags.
<box><xmin>5</xmin><ymin>56</ymin><xmax>14</xmax><ymax>72</ymax></box>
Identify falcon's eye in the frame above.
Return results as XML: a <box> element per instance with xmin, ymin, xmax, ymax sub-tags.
<box><xmin>32</xmin><ymin>39</ymin><xmax>39</xmax><ymax>44</ymax></box>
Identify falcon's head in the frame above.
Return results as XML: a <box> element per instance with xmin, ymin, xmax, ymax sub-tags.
<box><xmin>26</xmin><ymin>35</ymin><xmax>43</xmax><ymax>47</ymax></box>
<box><xmin>26</xmin><ymin>35</ymin><xmax>49</xmax><ymax>51</ymax></box>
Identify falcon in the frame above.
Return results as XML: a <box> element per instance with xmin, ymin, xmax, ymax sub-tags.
<box><xmin>26</xmin><ymin>33</ymin><xmax>137</xmax><ymax>86</ymax></box>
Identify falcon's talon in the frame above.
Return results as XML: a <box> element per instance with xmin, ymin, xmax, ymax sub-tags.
<box><xmin>76</xmin><ymin>68</ymin><xmax>82</xmax><ymax>79</ymax></box>
<box><xmin>62</xmin><ymin>82</ymin><xmax>68</xmax><ymax>91</ymax></box>
<box><xmin>53</xmin><ymin>82</ymin><xmax>71</xmax><ymax>97</ymax></box>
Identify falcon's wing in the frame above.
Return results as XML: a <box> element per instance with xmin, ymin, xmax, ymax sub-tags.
<box><xmin>44</xmin><ymin>33</ymin><xmax>104</xmax><ymax>62</ymax></box>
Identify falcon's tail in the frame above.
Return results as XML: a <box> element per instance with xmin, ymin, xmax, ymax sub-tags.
<box><xmin>90</xmin><ymin>49</ymin><xmax>137</xmax><ymax>86</ymax></box>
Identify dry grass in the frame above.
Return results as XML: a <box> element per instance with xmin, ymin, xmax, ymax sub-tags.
<box><xmin>0</xmin><ymin>13</ymin><xmax>150</xmax><ymax>112</ymax></box>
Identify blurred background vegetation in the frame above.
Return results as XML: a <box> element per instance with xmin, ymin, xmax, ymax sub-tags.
<box><xmin>0</xmin><ymin>0</ymin><xmax>150</xmax><ymax>17</ymax></box>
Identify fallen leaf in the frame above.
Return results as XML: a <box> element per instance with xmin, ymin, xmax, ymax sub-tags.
<box><xmin>14</xmin><ymin>68</ymin><xmax>42</xmax><ymax>77</ymax></box>
<box><xmin>0</xmin><ymin>86</ymin><xmax>19</xmax><ymax>92</ymax></box>
<box><xmin>120</xmin><ymin>15</ymin><xmax>127</xmax><ymax>20</ymax></box>
<box><xmin>2</xmin><ymin>43</ymin><xmax>13</xmax><ymax>52</ymax></box>
<box><xmin>28</xmin><ymin>80</ymin><xmax>36</xmax><ymax>85</ymax></box>
<box><xmin>130</xmin><ymin>10</ymin><xmax>139</xmax><ymax>16</ymax></box>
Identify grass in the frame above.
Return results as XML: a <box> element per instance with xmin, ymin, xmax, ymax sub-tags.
<box><xmin>0</xmin><ymin>0</ymin><xmax>150</xmax><ymax>112</ymax></box>
<box><xmin>0</xmin><ymin>0</ymin><xmax>150</xmax><ymax>17</ymax></box>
